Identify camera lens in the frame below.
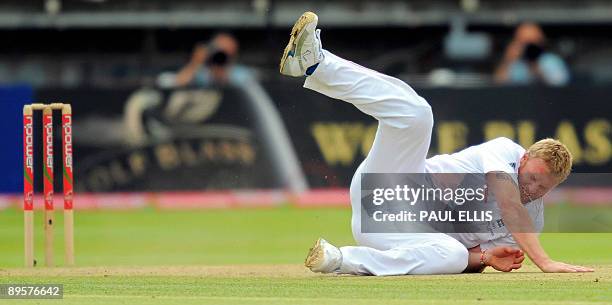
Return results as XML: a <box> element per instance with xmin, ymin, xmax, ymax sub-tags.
<box><xmin>207</xmin><ymin>51</ymin><xmax>229</xmax><ymax>66</ymax></box>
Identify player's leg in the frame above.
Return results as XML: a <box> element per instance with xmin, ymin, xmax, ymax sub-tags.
<box><xmin>341</xmin><ymin>164</ymin><xmax>470</xmax><ymax>275</ymax></box>
<box><xmin>280</xmin><ymin>11</ymin><xmax>433</xmax><ymax>173</ymax></box>
<box><xmin>304</xmin><ymin>50</ymin><xmax>433</xmax><ymax>173</ymax></box>
<box><xmin>305</xmin><ymin>235</ymin><xmax>469</xmax><ymax>275</ymax></box>
<box><xmin>340</xmin><ymin>239</ymin><xmax>469</xmax><ymax>275</ymax></box>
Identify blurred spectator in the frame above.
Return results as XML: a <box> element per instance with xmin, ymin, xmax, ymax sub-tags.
<box><xmin>174</xmin><ymin>33</ymin><xmax>252</xmax><ymax>87</ymax></box>
<box><xmin>494</xmin><ymin>23</ymin><xmax>569</xmax><ymax>86</ymax></box>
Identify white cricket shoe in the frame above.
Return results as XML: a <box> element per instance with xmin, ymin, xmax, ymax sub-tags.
<box><xmin>279</xmin><ymin>11</ymin><xmax>324</xmax><ymax>77</ymax></box>
<box><xmin>304</xmin><ymin>238</ymin><xmax>342</xmax><ymax>273</ymax></box>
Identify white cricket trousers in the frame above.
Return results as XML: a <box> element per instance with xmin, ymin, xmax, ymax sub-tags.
<box><xmin>304</xmin><ymin>50</ymin><xmax>469</xmax><ymax>275</ymax></box>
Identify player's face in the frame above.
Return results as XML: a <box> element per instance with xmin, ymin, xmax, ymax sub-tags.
<box><xmin>518</xmin><ymin>156</ymin><xmax>558</xmax><ymax>203</ymax></box>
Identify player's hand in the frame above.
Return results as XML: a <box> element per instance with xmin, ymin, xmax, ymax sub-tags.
<box><xmin>537</xmin><ymin>260</ymin><xmax>594</xmax><ymax>273</ymax></box>
<box><xmin>484</xmin><ymin>246</ymin><xmax>525</xmax><ymax>272</ymax></box>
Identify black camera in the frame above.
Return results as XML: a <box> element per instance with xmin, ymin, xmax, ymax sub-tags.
<box><xmin>522</xmin><ymin>43</ymin><xmax>544</xmax><ymax>62</ymax></box>
<box><xmin>206</xmin><ymin>47</ymin><xmax>229</xmax><ymax>67</ymax></box>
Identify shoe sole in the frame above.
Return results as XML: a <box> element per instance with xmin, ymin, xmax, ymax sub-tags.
<box><xmin>279</xmin><ymin>11</ymin><xmax>318</xmax><ymax>74</ymax></box>
<box><xmin>304</xmin><ymin>238</ymin><xmax>323</xmax><ymax>269</ymax></box>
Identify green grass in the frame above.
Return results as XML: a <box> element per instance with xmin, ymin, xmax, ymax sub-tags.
<box><xmin>1</xmin><ymin>271</ymin><xmax>610</xmax><ymax>305</ymax></box>
<box><xmin>1</xmin><ymin>206</ymin><xmax>354</xmax><ymax>266</ymax></box>
<box><xmin>1</xmin><ymin>206</ymin><xmax>611</xmax><ymax>304</ymax></box>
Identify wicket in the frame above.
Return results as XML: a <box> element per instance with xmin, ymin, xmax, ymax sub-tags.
<box><xmin>23</xmin><ymin>103</ymin><xmax>74</xmax><ymax>267</ymax></box>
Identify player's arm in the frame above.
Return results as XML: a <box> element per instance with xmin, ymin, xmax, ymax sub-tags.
<box><xmin>487</xmin><ymin>172</ymin><xmax>594</xmax><ymax>273</ymax></box>
<box><xmin>464</xmin><ymin>250</ymin><xmax>487</xmax><ymax>273</ymax></box>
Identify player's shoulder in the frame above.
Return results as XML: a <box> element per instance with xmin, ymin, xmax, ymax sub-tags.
<box><xmin>486</xmin><ymin>136</ymin><xmax>518</xmax><ymax>145</ymax></box>
<box><xmin>477</xmin><ymin>137</ymin><xmax>525</xmax><ymax>173</ymax></box>
<box><xmin>484</xmin><ymin>137</ymin><xmax>525</xmax><ymax>152</ymax></box>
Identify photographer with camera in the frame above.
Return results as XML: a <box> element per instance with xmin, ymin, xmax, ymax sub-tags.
<box><xmin>175</xmin><ymin>33</ymin><xmax>251</xmax><ymax>86</ymax></box>
<box><xmin>494</xmin><ymin>23</ymin><xmax>569</xmax><ymax>86</ymax></box>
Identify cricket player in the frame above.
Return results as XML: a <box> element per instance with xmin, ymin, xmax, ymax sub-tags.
<box><xmin>280</xmin><ymin>12</ymin><xmax>594</xmax><ymax>275</ymax></box>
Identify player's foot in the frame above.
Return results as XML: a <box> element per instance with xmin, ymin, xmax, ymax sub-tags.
<box><xmin>304</xmin><ymin>238</ymin><xmax>342</xmax><ymax>273</ymax></box>
<box><xmin>279</xmin><ymin>11</ymin><xmax>324</xmax><ymax>77</ymax></box>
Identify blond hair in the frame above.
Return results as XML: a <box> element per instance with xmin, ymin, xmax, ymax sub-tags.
<box><xmin>526</xmin><ymin>138</ymin><xmax>573</xmax><ymax>182</ymax></box>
